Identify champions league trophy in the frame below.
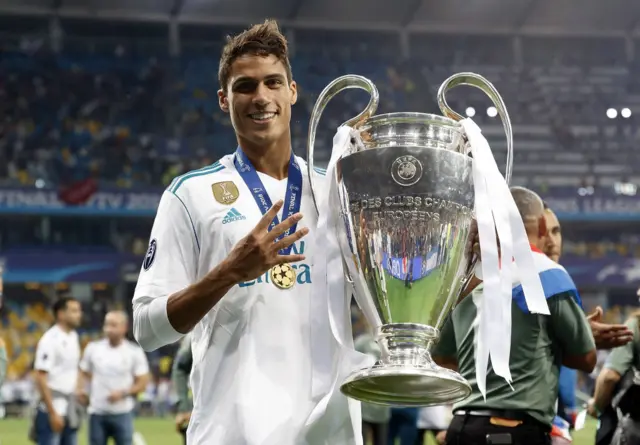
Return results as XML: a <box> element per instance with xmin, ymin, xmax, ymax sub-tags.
<box><xmin>306</xmin><ymin>73</ymin><xmax>514</xmax><ymax>406</ymax></box>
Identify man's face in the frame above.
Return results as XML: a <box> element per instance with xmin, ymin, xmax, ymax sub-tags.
<box><xmin>60</xmin><ymin>300</ymin><xmax>82</xmax><ymax>329</ymax></box>
<box><xmin>103</xmin><ymin>312</ymin><xmax>126</xmax><ymax>342</ymax></box>
<box><xmin>218</xmin><ymin>54</ymin><xmax>297</xmax><ymax>149</ymax></box>
<box><xmin>544</xmin><ymin>209</ymin><xmax>562</xmax><ymax>262</ymax></box>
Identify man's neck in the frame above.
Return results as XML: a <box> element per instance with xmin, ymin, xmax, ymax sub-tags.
<box><xmin>108</xmin><ymin>338</ymin><xmax>124</xmax><ymax>347</ymax></box>
<box><xmin>56</xmin><ymin>322</ymin><xmax>72</xmax><ymax>333</ymax></box>
<box><xmin>239</xmin><ymin>138</ymin><xmax>291</xmax><ymax>180</ymax></box>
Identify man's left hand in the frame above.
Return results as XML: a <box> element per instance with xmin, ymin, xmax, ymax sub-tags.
<box><xmin>587</xmin><ymin>306</ymin><xmax>634</xmax><ymax>350</ymax></box>
<box><xmin>586</xmin><ymin>398</ymin><xmax>600</xmax><ymax>418</ymax></box>
<box><xmin>107</xmin><ymin>390</ymin><xmax>128</xmax><ymax>403</ymax></box>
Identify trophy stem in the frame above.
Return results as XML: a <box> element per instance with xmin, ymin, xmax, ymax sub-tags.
<box><xmin>376</xmin><ymin>323</ymin><xmax>438</xmax><ymax>366</ymax></box>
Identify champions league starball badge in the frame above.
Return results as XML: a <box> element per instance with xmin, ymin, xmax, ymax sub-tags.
<box><xmin>270</xmin><ymin>263</ymin><xmax>296</xmax><ymax>289</ymax></box>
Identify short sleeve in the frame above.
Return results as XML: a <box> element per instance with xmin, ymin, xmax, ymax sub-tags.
<box><xmin>432</xmin><ymin>314</ymin><xmax>457</xmax><ymax>359</ymax></box>
<box><xmin>34</xmin><ymin>334</ymin><xmax>55</xmax><ymax>373</ymax></box>
<box><xmin>132</xmin><ymin>190</ymin><xmax>199</xmax><ymax>351</ymax></box>
<box><xmin>548</xmin><ymin>292</ymin><xmax>595</xmax><ymax>356</ymax></box>
<box><xmin>604</xmin><ymin>319</ymin><xmax>638</xmax><ymax>375</ymax></box>
<box><xmin>79</xmin><ymin>343</ymin><xmax>93</xmax><ymax>373</ymax></box>
<box><xmin>133</xmin><ymin>346</ymin><xmax>150</xmax><ymax>377</ymax></box>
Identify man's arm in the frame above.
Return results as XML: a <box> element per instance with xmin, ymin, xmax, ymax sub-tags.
<box><xmin>129</xmin><ymin>347</ymin><xmax>151</xmax><ymax>396</ymax></box>
<box><xmin>76</xmin><ymin>343</ymin><xmax>92</xmax><ymax>405</ymax></box>
<box><xmin>432</xmin><ymin>314</ymin><xmax>458</xmax><ymax>371</ymax></box>
<box><xmin>590</xmin><ymin>318</ymin><xmax>638</xmax><ymax>415</ymax></box>
<box><xmin>133</xmin><ymin>193</ymin><xmax>306</xmax><ymax>351</ymax></box>
<box><xmin>548</xmin><ymin>292</ymin><xmax>597</xmax><ymax>373</ymax></box>
<box><xmin>33</xmin><ymin>336</ymin><xmax>58</xmax><ymax>415</ymax></box>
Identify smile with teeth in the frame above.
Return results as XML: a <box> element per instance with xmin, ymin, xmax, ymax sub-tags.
<box><xmin>249</xmin><ymin>112</ymin><xmax>276</xmax><ymax>122</ymax></box>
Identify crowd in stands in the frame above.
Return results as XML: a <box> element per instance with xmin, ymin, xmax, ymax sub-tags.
<box><xmin>1</xmin><ymin>22</ymin><xmax>639</xmax><ymax>191</ymax></box>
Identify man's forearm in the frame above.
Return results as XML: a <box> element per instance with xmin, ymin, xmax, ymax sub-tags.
<box><xmin>128</xmin><ymin>375</ymin><xmax>149</xmax><ymax>396</ymax></box>
<box><xmin>35</xmin><ymin>373</ymin><xmax>56</xmax><ymax>413</ymax></box>
<box><xmin>166</xmin><ymin>261</ymin><xmax>239</xmax><ymax>334</ymax></box>
<box><xmin>593</xmin><ymin>369</ymin><xmax>620</xmax><ymax>412</ymax></box>
<box><xmin>76</xmin><ymin>370</ymin><xmax>90</xmax><ymax>394</ymax></box>
<box><xmin>134</xmin><ymin>262</ymin><xmax>239</xmax><ymax>351</ymax></box>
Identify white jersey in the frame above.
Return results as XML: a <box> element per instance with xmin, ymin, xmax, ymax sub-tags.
<box><xmin>33</xmin><ymin>325</ymin><xmax>80</xmax><ymax>416</ymax></box>
<box><xmin>79</xmin><ymin>338</ymin><xmax>149</xmax><ymax>415</ymax></box>
<box><xmin>132</xmin><ymin>154</ymin><xmax>362</xmax><ymax>445</ymax></box>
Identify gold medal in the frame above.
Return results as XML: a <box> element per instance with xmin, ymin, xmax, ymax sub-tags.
<box><xmin>270</xmin><ymin>263</ymin><xmax>296</xmax><ymax>289</ymax></box>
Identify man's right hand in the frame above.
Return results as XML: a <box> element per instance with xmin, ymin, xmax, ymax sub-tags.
<box><xmin>222</xmin><ymin>200</ymin><xmax>309</xmax><ymax>283</ymax></box>
<box><xmin>175</xmin><ymin>412</ymin><xmax>191</xmax><ymax>432</ymax></box>
<box><xmin>587</xmin><ymin>306</ymin><xmax>633</xmax><ymax>350</ymax></box>
<box><xmin>49</xmin><ymin>411</ymin><xmax>65</xmax><ymax>433</ymax></box>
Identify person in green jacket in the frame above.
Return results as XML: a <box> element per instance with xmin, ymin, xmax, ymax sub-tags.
<box><xmin>171</xmin><ymin>335</ymin><xmax>192</xmax><ymax>445</ymax></box>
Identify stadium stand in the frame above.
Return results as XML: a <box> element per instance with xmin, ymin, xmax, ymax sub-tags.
<box><xmin>0</xmin><ymin>9</ymin><xmax>639</xmax><ymax>435</ymax></box>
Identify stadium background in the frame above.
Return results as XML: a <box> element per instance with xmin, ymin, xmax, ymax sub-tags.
<box><xmin>2</xmin><ymin>0</ymin><xmax>640</xmax><ymax>442</ymax></box>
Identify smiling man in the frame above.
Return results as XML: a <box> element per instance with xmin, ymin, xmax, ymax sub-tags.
<box><xmin>131</xmin><ymin>20</ymin><xmax>367</xmax><ymax>445</ymax></box>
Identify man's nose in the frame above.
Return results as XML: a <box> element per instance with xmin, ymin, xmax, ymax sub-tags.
<box><xmin>252</xmin><ymin>83</ymin><xmax>270</xmax><ymax>107</ymax></box>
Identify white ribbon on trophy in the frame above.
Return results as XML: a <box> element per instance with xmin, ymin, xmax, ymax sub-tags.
<box><xmin>462</xmin><ymin>118</ymin><xmax>549</xmax><ymax>399</ymax></box>
<box><xmin>307</xmin><ymin>126</ymin><xmax>372</xmax><ymax>438</ymax></box>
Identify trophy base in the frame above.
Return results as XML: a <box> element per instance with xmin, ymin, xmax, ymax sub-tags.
<box><xmin>340</xmin><ymin>363</ymin><xmax>471</xmax><ymax>407</ymax></box>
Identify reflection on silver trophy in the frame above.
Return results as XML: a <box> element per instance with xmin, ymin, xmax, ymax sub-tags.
<box><xmin>307</xmin><ymin>73</ymin><xmax>514</xmax><ymax>406</ymax></box>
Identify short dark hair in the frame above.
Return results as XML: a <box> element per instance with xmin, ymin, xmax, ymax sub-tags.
<box><xmin>543</xmin><ymin>200</ymin><xmax>549</xmax><ymax>210</ymax></box>
<box><xmin>52</xmin><ymin>296</ymin><xmax>78</xmax><ymax>319</ymax></box>
<box><xmin>218</xmin><ymin>19</ymin><xmax>292</xmax><ymax>92</ymax></box>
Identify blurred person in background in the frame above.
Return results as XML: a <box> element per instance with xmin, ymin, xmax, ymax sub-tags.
<box><xmin>171</xmin><ymin>334</ymin><xmax>193</xmax><ymax>445</ymax></box>
<box><xmin>132</xmin><ymin>19</ymin><xmax>369</xmax><ymax>445</ymax></box>
<box><xmin>387</xmin><ymin>407</ymin><xmax>418</xmax><ymax>445</ymax></box>
<box><xmin>544</xmin><ymin>203</ymin><xmax>635</xmax><ymax>445</ymax></box>
<box><xmin>544</xmin><ymin>204</ymin><xmax>578</xmax><ymax>444</ymax></box>
<box><xmin>76</xmin><ymin>310</ymin><xmax>150</xmax><ymax>445</ymax></box>
<box><xmin>544</xmin><ymin>203</ymin><xmax>633</xmax><ymax>351</ymax></box>
<box><xmin>415</xmin><ymin>405</ymin><xmax>448</xmax><ymax>445</ymax></box>
<box><xmin>354</xmin><ymin>328</ymin><xmax>389</xmax><ymax>445</ymax></box>
<box><xmin>432</xmin><ymin>187</ymin><xmax>597</xmax><ymax>445</ymax></box>
<box><xmin>0</xmin><ymin>337</ymin><xmax>7</xmax><ymax>389</ymax></box>
<box><xmin>32</xmin><ymin>297</ymin><xmax>83</xmax><ymax>445</ymax></box>
<box><xmin>589</xmin><ymin>310</ymin><xmax>640</xmax><ymax>445</ymax></box>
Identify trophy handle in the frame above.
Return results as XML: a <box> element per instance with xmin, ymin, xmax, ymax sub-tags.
<box><xmin>306</xmin><ymin>75</ymin><xmax>380</xmax><ymax>215</ymax></box>
<box><xmin>436</xmin><ymin>72</ymin><xmax>513</xmax><ymax>185</ymax></box>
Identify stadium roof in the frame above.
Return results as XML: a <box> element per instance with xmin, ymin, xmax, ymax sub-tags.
<box><xmin>1</xmin><ymin>0</ymin><xmax>640</xmax><ymax>37</ymax></box>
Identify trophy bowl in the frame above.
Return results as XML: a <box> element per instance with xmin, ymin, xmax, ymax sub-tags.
<box><xmin>307</xmin><ymin>74</ymin><xmax>513</xmax><ymax>407</ymax></box>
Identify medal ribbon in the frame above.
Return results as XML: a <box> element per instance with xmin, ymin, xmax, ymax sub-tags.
<box><xmin>233</xmin><ymin>147</ymin><xmax>303</xmax><ymax>255</ymax></box>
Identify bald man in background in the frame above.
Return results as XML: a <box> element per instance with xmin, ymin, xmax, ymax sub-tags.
<box><xmin>433</xmin><ymin>187</ymin><xmax>596</xmax><ymax>445</ymax></box>
<box><xmin>77</xmin><ymin>311</ymin><xmax>150</xmax><ymax>445</ymax></box>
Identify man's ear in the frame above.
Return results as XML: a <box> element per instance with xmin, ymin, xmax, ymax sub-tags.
<box><xmin>289</xmin><ymin>80</ymin><xmax>297</xmax><ymax>106</ymax></box>
<box><xmin>218</xmin><ymin>89</ymin><xmax>229</xmax><ymax>113</ymax></box>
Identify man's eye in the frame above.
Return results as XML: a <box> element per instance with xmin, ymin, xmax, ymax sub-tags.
<box><xmin>234</xmin><ymin>83</ymin><xmax>255</xmax><ymax>93</ymax></box>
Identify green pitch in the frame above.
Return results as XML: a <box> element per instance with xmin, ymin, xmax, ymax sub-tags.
<box><xmin>0</xmin><ymin>416</ymin><xmax>599</xmax><ymax>444</ymax></box>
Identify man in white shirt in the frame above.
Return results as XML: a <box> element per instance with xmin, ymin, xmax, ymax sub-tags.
<box><xmin>33</xmin><ymin>297</ymin><xmax>82</xmax><ymax>445</ymax></box>
<box><xmin>77</xmin><ymin>310</ymin><xmax>150</xmax><ymax>445</ymax></box>
<box><xmin>132</xmin><ymin>19</ymin><xmax>368</xmax><ymax>445</ymax></box>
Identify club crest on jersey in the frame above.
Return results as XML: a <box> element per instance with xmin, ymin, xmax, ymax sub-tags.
<box><xmin>143</xmin><ymin>239</ymin><xmax>157</xmax><ymax>271</ymax></box>
<box><xmin>211</xmin><ymin>181</ymin><xmax>240</xmax><ymax>205</ymax></box>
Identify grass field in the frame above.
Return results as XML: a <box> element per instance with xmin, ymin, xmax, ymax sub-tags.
<box><xmin>0</xmin><ymin>416</ymin><xmax>599</xmax><ymax>444</ymax></box>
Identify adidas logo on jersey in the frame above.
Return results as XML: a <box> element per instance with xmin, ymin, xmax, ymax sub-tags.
<box><xmin>222</xmin><ymin>208</ymin><xmax>246</xmax><ymax>224</ymax></box>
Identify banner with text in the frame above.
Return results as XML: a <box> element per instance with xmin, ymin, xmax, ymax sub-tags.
<box><xmin>0</xmin><ymin>186</ymin><xmax>162</xmax><ymax>216</ymax></box>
